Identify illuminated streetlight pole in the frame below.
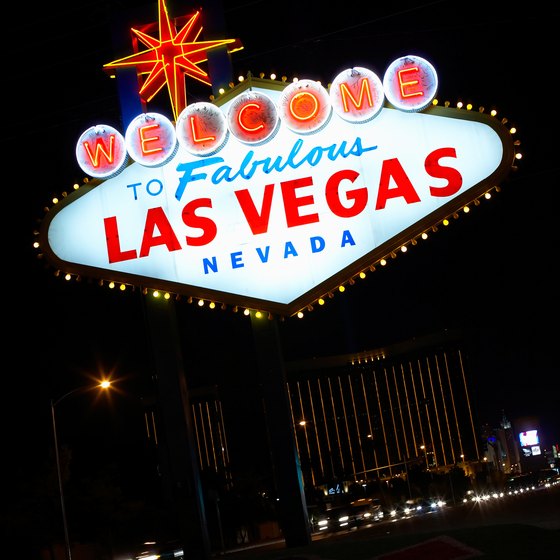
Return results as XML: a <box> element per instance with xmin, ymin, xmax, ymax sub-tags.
<box><xmin>51</xmin><ymin>381</ymin><xmax>111</xmax><ymax>560</ymax></box>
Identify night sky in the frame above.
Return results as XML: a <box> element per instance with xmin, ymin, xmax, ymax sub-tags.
<box><xmin>8</xmin><ymin>0</ymin><xmax>557</xmax><ymax>509</ymax></box>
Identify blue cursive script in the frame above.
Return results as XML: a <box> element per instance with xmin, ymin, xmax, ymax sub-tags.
<box><xmin>175</xmin><ymin>136</ymin><xmax>377</xmax><ymax>201</ymax></box>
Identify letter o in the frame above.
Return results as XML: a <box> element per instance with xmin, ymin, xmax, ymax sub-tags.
<box><xmin>278</xmin><ymin>79</ymin><xmax>332</xmax><ymax>134</ymax></box>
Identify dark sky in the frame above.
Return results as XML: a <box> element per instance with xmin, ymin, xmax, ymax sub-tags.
<box><xmin>8</xmin><ymin>0</ymin><xmax>558</xmax><ymax>481</ymax></box>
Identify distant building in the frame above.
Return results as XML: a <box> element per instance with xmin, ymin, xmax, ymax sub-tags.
<box><xmin>177</xmin><ymin>337</ymin><xmax>556</xmax><ymax>500</ymax></box>
<box><xmin>483</xmin><ymin>412</ymin><xmax>551</xmax><ymax>475</ymax></box>
<box><xmin>284</xmin><ymin>330</ymin><xmax>482</xmax><ymax>489</ymax></box>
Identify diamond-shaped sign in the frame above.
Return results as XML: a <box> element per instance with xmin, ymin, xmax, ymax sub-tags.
<box><xmin>39</xmin><ymin>66</ymin><xmax>515</xmax><ymax>317</ymax></box>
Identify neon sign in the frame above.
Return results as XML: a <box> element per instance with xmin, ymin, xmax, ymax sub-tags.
<box><xmin>103</xmin><ymin>1</ymin><xmax>242</xmax><ymax>120</ymax></box>
<box><xmin>77</xmin><ymin>58</ymin><xmax>438</xmax><ymax>179</ymax></box>
<box><xmin>40</xmin><ymin>54</ymin><xmax>515</xmax><ymax>317</ymax></box>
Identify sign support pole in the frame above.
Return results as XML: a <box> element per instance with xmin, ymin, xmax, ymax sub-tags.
<box><xmin>250</xmin><ymin>314</ymin><xmax>312</xmax><ymax>547</ymax></box>
<box><xmin>142</xmin><ymin>296</ymin><xmax>212</xmax><ymax>559</ymax></box>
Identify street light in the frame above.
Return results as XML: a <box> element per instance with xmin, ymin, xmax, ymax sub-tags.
<box><xmin>51</xmin><ymin>380</ymin><xmax>112</xmax><ymax>560</ymax></box>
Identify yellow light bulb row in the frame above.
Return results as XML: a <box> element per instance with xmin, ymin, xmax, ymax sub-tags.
<box><xmin>433</xmin><ymin>99</ymin><xmax>522</xmax><ymax>165</ymax></box>
<box><xmin>350</xmin><ymin>352</ymin><xmax>386</xmax><ymax>365</ymax></box>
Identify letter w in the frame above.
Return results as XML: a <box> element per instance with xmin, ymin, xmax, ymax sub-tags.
<box><xmin>83</xmin><ymin>135</ymin><xmax>116</xmax><ymax>167</ymax></box>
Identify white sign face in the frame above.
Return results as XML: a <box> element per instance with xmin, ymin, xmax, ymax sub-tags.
<box><xmin>43</xmin><ymin>64</ymin><xmax>514</xmax><ymax>316</ymax></box>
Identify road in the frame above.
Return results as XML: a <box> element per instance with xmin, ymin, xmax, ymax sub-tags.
<box><xmin>312</xmin><ymin>484</ymin><xmax>560</xmax><ymax>543</ymax></box>
<box><xmin>226</xmin><ymin>483</ymin><xmax>560</xmax><ymax>558</ymax></box>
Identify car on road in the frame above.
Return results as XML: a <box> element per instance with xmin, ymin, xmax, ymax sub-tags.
<box><xmin>387</xmin><ymin>497</ymin><xmax>445</xmax><ymax>519</ymax></box>
<box><xmin>312</xmin><ymin>498</ymin><xmax>383</xmax><ymax>533</ymax></box>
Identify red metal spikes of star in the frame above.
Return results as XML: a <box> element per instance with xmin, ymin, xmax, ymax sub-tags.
<box><xmin>104</xmin><ymin>0</ymin><xmax>242</xmax><ymax>120</ymax></box>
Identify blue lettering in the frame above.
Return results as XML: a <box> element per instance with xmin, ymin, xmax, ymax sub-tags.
<box><xmin>310</xmin><ymin>236</ymin><xmax>325</xmax><ymax>253</ymax></box>
<box><xmin>127</xmin><ymin>182</ymin><xmax>142</xmax><ymax>200</ymax></box>
<box><xmin>175</xmin><ymin>156</ymin><xmax>224</xmax><ymax>201</ymax></box>
<box><xmin>341</xmin><ymin>230</ymin><xmax>356</xmax><ymax>247</ymax></box>
<box><xmin>202</xmin><ymin>231</ymin><xmax>355</xmax><ymax>273</ymax></box>
<box><xmin>284</xmin><ymin>241</ymin><xmax>298</xmax><ymax>258</ymax></box>
<box><xmin>146</xmin><ymin>178</ymin><xmax>164</xmax><ymax>196</ymax></box>
<box><xmin>196</xmin><ymin>137</ymin><xmax>376</xmax><ymax>188</ymax></box>
<box><xmin>256</xmin><ymin>246</ymin><xmax>270</xmax><ymax>262</ymax></box>
<box><xmin>203</xmin><ymin>256</ymin><xmax>218</xmax><ymax>274</ymax></box>
<box><xmin>231</xmin><ymin>251</ymin><xmax>244</xmax><ymax>268</ymax></box>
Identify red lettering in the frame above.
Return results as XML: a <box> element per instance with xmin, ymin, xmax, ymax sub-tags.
<box><xmin>190</xmin><ymin>115</ymin><xmax>216</xmax><ymax>144</ymax></box>
<box><xmin>84</xmin><ymin>135</ymin><xmax>117</xmax><ymax>168</ymax></box>
<box><xmin>281</xmin><ymin>177</ymin><xmax>319</xmax><ymax>227</ymax></box>
<box><xmin>238</xmin><ymin>102</ymin><xmax>265</xmax><ymax>133</ymax></box>
<box><xmin>182</xmin><ymin>198</ymin><xmax>217</xmax><ymax>246</ymax></box>
<box><xmin>376</xmin><ymin>158</ymin><xmax>421</xmax><ymax>210</ymax></box>
<box><xmin>103</xmin><ymin>147</ymin><xmax>462</xmax><ymax>266</ymax></box>
<box><xmin>289</xmin><ymin>91</ymin><xmax>320</xmax><ymax>121</ymax></box>
<box><xmin>235</xmin><ymin>185</ymin><xmax>275</xmax><ymax>235</ymax></box>
<box><xmin>104</xmin><ymin>216</ymin><xmax>137</xmax><ymax>263</ymax></box>
<box><xmin>139</xmin><ymin>207</ymin><xmax>182</xmax><ymax>257</ymax></box>
<box><xmin>138</xmin><ymin>124</ymin><xmax>163</xmax><ymax>155</ymax></box>
<box><xmin>426</xmin><ymin>147</ymin><xmax>462</xmax><ymax>197</ymax></box>
<box><xmin>338</xmin><ymin>79</ymin><xmax>374</xmax><ymax>113</ymax></box>
<box><xmin>398</xmin><ymin>66</ymin><xmax>423</xmax><ymax>99</ymax></box>
<box><xmin>325</xmin><ymin>169</ymin><xmax>368</xmax><ymax>217</ymax></box>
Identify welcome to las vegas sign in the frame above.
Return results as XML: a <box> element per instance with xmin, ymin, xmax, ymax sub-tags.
<box><xmin>38</xmin><ymin>55</ymin><xmax>516</xmax><ymax>317</ymax></box>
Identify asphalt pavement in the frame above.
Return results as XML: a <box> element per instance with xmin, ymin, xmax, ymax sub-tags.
<box><xmin>224</xmin><ymin>484</ymin><xmax>560</xmax><ymax>560</ymax></box>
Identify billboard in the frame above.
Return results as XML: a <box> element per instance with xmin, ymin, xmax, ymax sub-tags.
<box><xmin>35</xmin><ymin>1</ymin><xmax>517</xmax><ymax>318</ymax></box>
<box><xmin>519</xmin><ymin>430</ymin><xmax>539</xmax><ymax>447</ymax></box>
<box><xmin>37</xmin><ymin>62</ymin><xmax>516</xmax><ymax>317</ymax></box>
<box><xmin>519</xmin><ymin>429</ymin><xmax>542</xmax><ymax>457</ymax></box>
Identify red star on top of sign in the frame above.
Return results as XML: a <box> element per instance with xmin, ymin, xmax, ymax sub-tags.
<box><xmin>104</xmin><ymin>0</ymin><xmax>242</xmax><ymax>120</ymax></box>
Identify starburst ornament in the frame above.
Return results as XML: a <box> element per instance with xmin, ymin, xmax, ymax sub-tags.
<box><xmin>104</xmin><ymin>0</ymin><xmax>242</xmax><ymax>120</ymax></box>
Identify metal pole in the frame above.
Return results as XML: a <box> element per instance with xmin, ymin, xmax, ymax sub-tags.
<box><xmin>405</xmin><ymin>458</ymin><xmax>412</xmax><ymax>500</ymax></box>
<box><xmin>215</xmin><ymin>497</ymin><xmax>225</xmax><ymax>556</ymax></box>
<box><xmin>51</xmin><ymin>398</ymin><xmax>72</xmax><ymax>560</ymax></box>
